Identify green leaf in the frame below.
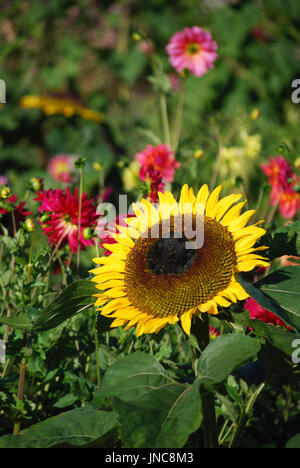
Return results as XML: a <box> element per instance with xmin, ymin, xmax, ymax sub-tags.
<box><xmin>259</xmin><ymin>221</ymin><xmax>300</xmax><ymax>260</ymax></box>
<box><xmin>93</xmin><ymin>352</ymin><xmax>202</xmax><ymax>448</ymax></box>
<box><xmin>239</xmin><ymin>270</ymin><xmax>300</xmax><ymax>333</ymax></box>
<box><xmin>33</xmin><ymin>279</ymin><xmax>97</xmax><ymax>331</ymax></box>
<box><xmin>53</xmin><ymin>394</ymin><xmax>78</xmax><ymax>409</ymax></box>
<box><xmin>286</xmin><ymin>434</ymin><xmax>300</xmax><ymax>448</ymax></box>
<box><xmin>0</xmin><ymin>309</ymin><xmax>34</xmax><ymax>330</ymax></box>
<box><xmin>0</xmin><ymin>280</ymin><xmax>97</xmax><ymax>331</ymax></box>
<box><xmin>244</xmin><ymin>319</ymin><xmax>299</xmax><ymax>356</ymax></box>
<box><xmin>197</xmin><ymin>334</ymin><xmax>261</xmax><ymax>388</ymax></box>
<box><xmin>0</xmin><ymin>407</ymin><xmax>118</xmax><ymax>448</ymax></box>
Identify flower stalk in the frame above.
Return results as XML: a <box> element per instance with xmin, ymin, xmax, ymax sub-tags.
<box><xmin>191</xmin><ymin>315</ymin><xmax>219</xmax><ymax>448</ymax></box>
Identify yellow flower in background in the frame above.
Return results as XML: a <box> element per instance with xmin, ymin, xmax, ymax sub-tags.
<box><xmin>219</xmin><ymin>146</ymin><xmax>244</xmax><ymax>179</ymax></box>
<box><xmin>122</xmin><ymin>161</ymin><xmax>140</xmax><ymax>192</ymax></box>
<box><xmin>20</xmin><ymin>95</ymin><xmax>103</xmax><ymax>123</ymax></box>
<box><xmin>243</xmin><ymin>134</ymin><xmax>261</xmax><ymax>160</ymax></box>
<box><xmin>90</xmin><ymin>184</ymin><xmax>268</xmax><ymax>336</ymax></box>
<box><xmin>219</xmin><ymin>133</ymin><xmax>261</xmax><ymax>180</ymax></box>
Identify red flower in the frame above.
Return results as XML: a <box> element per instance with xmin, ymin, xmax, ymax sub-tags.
<box><xmin>244</xmin><ymin>297</ymin><xmax>287</xmax><ymax>328</ymax></box>
<box><xmin>0</xmin><ymin>195</ymin><xmax>31</xmax><ymax>236</ymax></box>
<box><xmin>135</xmin><ymin>144</ymin><xmax>180</xmax><ymax>184</ymax></box>
<box><xmin>147</xmin><ymin>166</ymin><xmax>165</xmax><ymax>203</ymax></box>
<box><xmin>261</xmin><ymin>155</ymin><xmax>300</xmax><ymax>219</ymax></box>
<box><xmin>35</xmin><ymin>187</ymin><xmax>98</xmax><ymax>253</ymax></box>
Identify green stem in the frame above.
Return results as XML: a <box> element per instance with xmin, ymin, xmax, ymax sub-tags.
<box><xmin>13</xmin><ymin>355</ymin><xmax>27</xmax><ymax>435</ymax></box>
<box><xmin>191</xmin><ymin>315</ymin><xmax>219</xmax><ymax>448</ymax></box>
<box><xmin>172</xmin><ymin>78</ymin><xmax>186</xmax><ymax>152</ymax></box>
<box><xmin>27</xmin><ymin>224</ymin><xmax>36</xmax><ymax>284</ymax></box>
<box><xmin>229</xmin><ymin>382</ymin><xmax>265</xmax><ymax>448</ymax></box>
<box><xmin>159</xmin><ymin>93</ymin><xmax>171</xmax><ymax>147</ymax></box>
<box><xmin>94</xmin><ymin>324</ymin><xmax>101</xmax><ymax>388</ymax></box>
<box><xmin>76</xmin><ymin>167</ymin><xmax>83</xmax><ymax>277</ymax></box>
<box><xmin>210</xmin><ymin>144</ymin><xmax>223</xmax><ymax>191</ymax></box>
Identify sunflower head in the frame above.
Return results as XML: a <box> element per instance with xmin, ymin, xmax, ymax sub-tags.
<box><xmin>90</xmin><ymin>184</ymin><xmax>269</xmax><ymax>336</ymax></box>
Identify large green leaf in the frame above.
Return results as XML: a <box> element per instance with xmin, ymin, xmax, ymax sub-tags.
<box><xmin>239</xmin><ymin>269</ymin><xmax>300</xmax><ymax>333</ymax></box>
<box><xmin>244</xmin><ymin>319</ymin><xmax>300</xmax><ymax>356</ymax></box>
<box><xmin>286</xmin><ymin>434</ymin><xmax>300</xmax><ymax>448</ymax></box>
<box><xmin>197</xmin><ymin>334</ymin><xmax>261</xmax><ymax>388</ymax></box>
<box><xmin>0</xmin><ymin>406</ymin><xmax>118</xmax><ymax>448</ymax></box>
<box><xmin>33</xmin><ymin>279</ymin><xmax>97</xmax><ymax>331</ymax></box>
<box><xmin>259</xmin><ymin>221</ymin><xmax>300</xmax><ymax>260</ymax></box>
<box><xmin>93</xmin><ymin>352</ymin><xmax>202</xmax><ymax>448</ymax></box>
<box><xmin>0</xmin><ymin>280</ymin><xmax>98</xmax><ymax>332</ymax></box>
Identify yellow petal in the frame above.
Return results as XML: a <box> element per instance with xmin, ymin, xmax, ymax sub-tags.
<box><xmin>227</xmin><ymin>210</ymin><xmax>256</xmax><ymax>232</ymax></box>
<box><xmin>236</xmin><ymin>260</ymin><xmax>269</xmax><ymax>272</ymax></box>
<box><xmin>215</xmin><ymin>194</ymin><xmax>242</xmax><ymax>222</ymax></box>
<box><xmin>205</xmin><ymin>185</ymin><xmax>223</xmax><ymax>219</ymax></box>
<box><xmin>180</xmin><ymin>309</ymin><xmax>195</xmax><ymax>335</ymax></box>
<box><xmin>221</xmin><ymin>201</ymin><xmax>246</xmax><ymax>226</ymax></box>
<box><xmin>194</xmin><ymin>184</ymin><xmax>209</xmax><ymax>215</ymax></box>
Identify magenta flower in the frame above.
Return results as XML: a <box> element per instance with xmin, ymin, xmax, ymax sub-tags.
<box><xmin>135</xmin><ymin>144</ymin><xmax>180</xmax><ymax>184</ymax></box>
<box><xmin>35</xmin><ymin>188</ymin><xmax>98</xmax><ymax>253</ymax></box>
<box><xmin>261</xmin><ymin>155</ymin><xmax>300</xmax><ymax>219</ymax></box>
<box><xmin>166</xmin><ymin>26</ymin><xmax>217</xmax><ymax>77</ymax></box>
<box><xmin>47</xmin><ymin>154</ymin><xmax>77</xmax><ymax>183</ymax></box>
<box><xmin>244</xmin><ymin>297</ymin><xmax>288</xmax><ymax>328</ymax></box>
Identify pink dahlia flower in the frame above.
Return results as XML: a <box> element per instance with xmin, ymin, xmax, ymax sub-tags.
<box><xmin>261</xmin><ymin>155</ymin><xmax>300</xmax><ymax>219</ymax></box>
<box><xmin>0</xmin><ymin>194</ymin><xmax>31</xmax><ymax>236</ymax></box>
<box><xmin>166</xmin><ymin>26</ymin><xmax>217</xmax><ymax>77</ymax></box>
<box><xmin>244</xmin><ymin>297</ymin><xmax>287</xmax><ymax>328</ymax></box>
<box><xmin>135</xmin><ymin>144</ymin><xmax>180</xmax><ymax>184</ymax></box>
<box><xmin>48</xmin><ymin>154</ymin><xmax>77</xmax><ymax>183</ymax></box>
<box><xmin>35</xmin><ymin>188</ymin><xmax>98</xmax><ymax>253</ymax></box>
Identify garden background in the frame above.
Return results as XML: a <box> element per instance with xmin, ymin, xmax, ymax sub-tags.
<box><xmin>0</xmin><ymin>0</ymin><xmax>300</xmax><ymax>449</ymax></box>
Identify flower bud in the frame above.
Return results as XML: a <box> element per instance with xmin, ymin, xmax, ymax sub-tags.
<box><xmin>75</xmin><ymin>157</ymin><xmax>87</xmax><ymax>169</ymax></box>
<box><xmin>93</xmin><ymin>162</ymin><xmax>103</xmax><ymax>171</ymax></box>
<box><xmin>82</xmin><ymin>227</ymin><xmax>94</xmax><ymax>240</ymax></box>
<box><xmin>251</xmin><ymin>108</ymin><xmax>260</xmax><ymax>120</ymax></box>
<box><xmin>24</xmin><ymin>218</ymin><xmax>35</xmax><ymax>232</ymax></box>
<box><xmin>29</xmin><ymin>177</ymin><xmax>44</xmax><ymax>192</ymax></box>
<box><xmin>132</xmin><ymin>32</ymin><xmax>142</xmax><ymax>43</ymax></box>
<box><xmin>40</xmin><ymin>213</ymin><xmax>50</xmax><ymax>223</ymax></box>
<box><xmin>0</xmin><ymin>186</ymin><xmax>12</xmax><ymax>199</ymax></box>
<box><xmin>193</xmin><ymin>149</ymin><xmax>204</xmax><ymax>160</ymax></box>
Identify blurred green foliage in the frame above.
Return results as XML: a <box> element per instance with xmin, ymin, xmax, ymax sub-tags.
<box><xmin>0</xmin><ymin>0</ymin><xmax>300</xmax><ymax>205</ymax></box>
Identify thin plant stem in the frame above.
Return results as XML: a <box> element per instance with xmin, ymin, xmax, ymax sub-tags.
<box><xmin>76</xmin><ymin>167</ymin><xmax>83</xmax><ymax>277</ymax></box>
<box><xmin>210</xmin><ymin>144</ymin><xmax>223</xmax><ymax>191</ymax></box>
<box><xmin>46</xmin><ymin>232</ymin><xmax>65</xmax><ymax>269</ymax></box>
<box><xmin>97</xmin><ymin>167</ymin><xmax>105</xmax><ymax>204</ymax></box>
<box><xmin>265</xmin><ymin>201</ymin><xmax>278</xmax><ymax>225</ymax></box>
<box><xmin>159</xmin><ymin>93</ymin><xmax>171</xmax><ymax>147</ymax></box>
<box><xmin>13</xmin><ymin>355</ymin><xmax>27</xmax><ymax>435</ymax></box>
<box><xmin>228</xmin><ymin>382</ymin><xmax>266</xmax><ymax>448</ymax></box>
<box><xmin>94</xmin><ymin>324</ymin><xmax>101</xmax><ymax>388</ymax></box>
<box><xmin>172</xmin><ymin>78</ymin><xmax>186</xmax><ymax>152</ymax></box>
<box><xmin>27</xmin><ymin>224</ymin><xmax>36</xmax><ymax>284</ymax></box>
<box><xmin>191</xmin><ymin>315</ymin><xmax>219</xmax><ymax>448</ymax></box>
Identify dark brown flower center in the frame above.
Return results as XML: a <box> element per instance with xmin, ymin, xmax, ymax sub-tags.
<box><xmin>124</xmin><ymin>216</ymin><xmax>237</xmax><ymax>318</ymax></box>
<box><xmin>146</xmin><ymin>235</ymin><xmax>197</xmax><ymax>275</ymax></box>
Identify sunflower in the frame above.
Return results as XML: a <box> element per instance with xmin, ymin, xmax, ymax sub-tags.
<box><xmin>90</xmin><ymin>184</ymin><xmax>269</xmax><ymax>336</ymax></box>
